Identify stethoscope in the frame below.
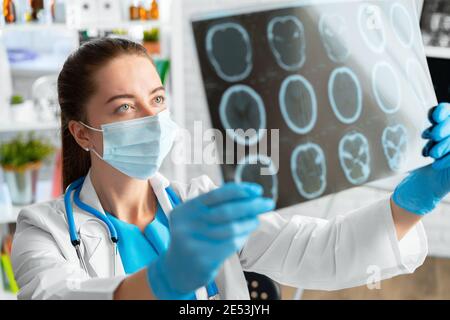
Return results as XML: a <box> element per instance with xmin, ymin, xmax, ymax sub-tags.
<box><xmin>64</xmin><ymin>176</ymin><xmax>219</xmax><ymax>300</ymax></box>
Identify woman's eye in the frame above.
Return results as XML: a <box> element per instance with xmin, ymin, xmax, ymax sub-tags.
<box><xmin>117</xmin><ymin>104</ymin><xmax>132</xmax><ymax>113</ymax></box>
<box><xmin>154</xmin><ymin>96</ymin><xmax>165</xmax><ymax>104</ymax></box>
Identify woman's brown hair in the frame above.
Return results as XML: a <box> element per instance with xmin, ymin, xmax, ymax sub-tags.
<box><xmin>58</xmin><ymin>38</ymin><xmax>152</xmax><ymax>190</ymax></box>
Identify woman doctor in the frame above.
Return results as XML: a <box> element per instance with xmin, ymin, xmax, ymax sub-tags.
<box><xmin>10</xmin><ymin>38</ymin><xmax>450</xmax><ymax>300</ymax></box>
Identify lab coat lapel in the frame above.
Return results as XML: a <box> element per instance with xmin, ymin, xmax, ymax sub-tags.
<box><xmin>76</xmin><ymin>172</ymin><xmax>172</xmax><ymax>278</ymax></box>
<box><xmin>76</xmin><ymin>171</ymin><xmax>125</xmax><ymax>278</ymax></box>
<box><xmin>149</xmin><ymin>173</ymin><xmax>214</xmax><ymax>300</ymax></box>
<box><xmin>149</xmin><ymin>173</ymin><xmax>173</xmax><ymax>215</ymax></box>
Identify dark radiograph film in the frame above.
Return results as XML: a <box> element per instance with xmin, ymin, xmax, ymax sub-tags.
<box><xmin>192</xmin><ymin>0</ymin><xmax>437</xmax><ymax>209</ymax></box>
<box><xmin>338</xmin><ymin>131</ymin><xmax>371</xmax><ymax>185</ymax></box>
<box><xmin>206</xmin><ymin>23</ymin><xmax>253</xmax><ymax>82</ymax></box>
<box><xmin>235</xmin><ymin>154</ymin><xmax>279</xmax><ymax>201</ymax></box>
<box><xmin>328</xmin><ymin>67</ymin><xmax>362</xmax><ymax>124</ymax></box>
<box><xmin>219</xmin><ymin>84</ymin><xmax>266</xmax><ymax>146</ymax></box>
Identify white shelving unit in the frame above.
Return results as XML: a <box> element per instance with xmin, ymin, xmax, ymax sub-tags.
<box><xmin>0</xmin><ymin>291</ymin><xmax>17</xmax><ymax>300</ymax></box>
<box><xmin>0</xmin><ymin>213</ymin><xmax>17</xmax><ymax>300</ymax></box>
<box><xmin>0</xmin><ymin>120</ymin><xmax>60</xmax><ymax>133</ymax></box>
<box><xmin>75</xmin><ymin>20</ymin><xmax>163</xmax><ymax>31</ymax></box>
<box><xmin>0</xmin><ymin>182</ymin><xmax>51</xmax><ymax>301</ymax></box>
<box><xmin>0</xmin><ymin>205</ymin><xmax>21</xmax><ymax>225</ymax></box>
<box><xmin>0</xmin><ymin>20</ymin><xmax>163</xmax><ymax>32</ymax></box>
<box><xmin>0</xmin><ymin>1</ymin><xmax>179</xmax><ymax>301</ymax></box>
<box><xmin>0</xmin><ymin>22</ymin><xmax>69</xmax><ymax>32</ymax></box>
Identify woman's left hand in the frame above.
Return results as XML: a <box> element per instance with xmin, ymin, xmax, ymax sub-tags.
<box><xmin>423</xmin><ymin>102</ymin><xmax>450</xmax><ymax>169</ymax></box>
<box><xmin>392</xmin><ymin>102</ymin><xmax>450</xmax><ymax>216</ymax></box>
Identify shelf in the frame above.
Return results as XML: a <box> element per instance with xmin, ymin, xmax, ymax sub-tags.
<box><xmin>10</xmin><ymin>54</ymin><xmax>67</xmax><ymax>76</ymax></box>
<box><xmin>1</xmin><ymin>20</ymin><xmax>162</xmax><ymax>32</ymax></box>
<box><xmin>74</xmin><ymin>20</ymin><xmax>162</xmax><ymax>31</ymax></box>
<box><xmin>0</xmin><ymin>291</ymin><xmax>17</xmax><ymax>300</ymax></box>
<box><xmin>425</xmin><ymin>46</ymin><xmax>450</xmax><ymax>60</ymax></box>
<box><xmin>0</xmin><ymin>120</ymin><xmax>60</xmax><ymax>133</ymax></box>
<box><xmin>0</xmin><ymin>180</ymin><xmax>54</xmax><ymax>224</ymax></box>
<box><xmin>0</xmin><ymin>205</ymin><xmax>20</xmax><ymax>225</ymax></box>
<box><xmin>0</xmin><ymin>22</ymin><xmax>68</xmax><ymax>32</ymax></box>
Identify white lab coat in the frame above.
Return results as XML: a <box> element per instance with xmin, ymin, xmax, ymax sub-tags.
<box><xmin>11</xmin><ymin>171</ymin><xmax>428</xmax><ymax>300</ymax></box>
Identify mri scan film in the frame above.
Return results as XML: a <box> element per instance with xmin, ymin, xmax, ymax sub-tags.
<box><xmin>192</xmin><ymin>0</ymin><xmax>437</xmax><ymax>209</ymax></box>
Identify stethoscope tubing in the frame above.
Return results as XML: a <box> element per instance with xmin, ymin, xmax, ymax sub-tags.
<box><xmin>64</xmin><ymin>177</ymin><xmax>219</xmax><ymax>298</ymax></box>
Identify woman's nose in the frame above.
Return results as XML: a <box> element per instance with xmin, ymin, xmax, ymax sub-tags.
<box><xmin>141</xmin><ymin>105</ymin><xmax>160</xmax><ymax>117</ymax></box>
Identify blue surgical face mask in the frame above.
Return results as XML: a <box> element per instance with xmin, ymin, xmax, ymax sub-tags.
<box><xmin>80</xmin><ymin>109</ymin><xmax>178</xmax><ymax>180</ymax></box>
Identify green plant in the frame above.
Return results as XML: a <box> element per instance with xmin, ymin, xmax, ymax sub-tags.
<box><xmin>10</xmin><ymin>95</ymin><xmax>24</xmax><ymax>105</ymax></box>
<box><xmin>0</xmin><ymin>134</ymin><xmax>54</xmax><ymax>170</ymax></box>
<box><xmin>143</xmin><ymin>28</ymin><xmax>159</xmax><ymax>42</ymax></box>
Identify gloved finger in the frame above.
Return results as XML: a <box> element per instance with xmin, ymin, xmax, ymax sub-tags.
<box><xmin>430</xmin><ymin>120</ymin><xmax>450</xmax><ymax>141</ymax></box>
<box><xmin>432</xmin><ymin>153</ymin><xmax>450</xmax><ymax>170</ymax></box>
<box><xmin>421</xmin><ymin>126</ymin><xmax>433</xmax><ymax>140</ymax></box>
<box><xmin>201</xmin><ymin>197</ymin><xmax>275</xmax><ymax>223</ymax></box>
<box><xmin>196</xmin><ymin>182</ymin><xmax>263</xmax><ymax>207</ymax></box>
<box><xmin>429</xmin><ymin>136</ymin><xmax>450</xmax><ymax>159</ymax></box>
<box><xmin>422</xmin><ymin>140</ymin><xmax>435</xmax><ymax>157</ymax></box>
<box><xmin>194</xmin><ymin>217</ymin><xmax>260</xmax><ymax>240</ymax></box>
<box><xmin>431</xmin><ymin>102</ymin><xmax>450</xmax><ymax>124</ymax></box>
<box><xmin>428</xmin><ymin>106</ymin><xmax>438</xmax><ymax>125</ymax></box>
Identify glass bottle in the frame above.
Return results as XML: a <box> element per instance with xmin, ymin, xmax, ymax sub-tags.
<box><xmin>30</xmin><ymin>0</ymin><xmax>43</xmax><ymax>21</ymax></box>
<box><xmin>138</xmin><ymin>1</ymin><xmax>146</xmax><ymax>20</ymax></box>
<box><xmin>50</xmin><ymin>0</ymin><xmax>54</xmax><ymax>20</ymax></box>
<box><xmin>3</xmin><ymin>0</ymin><xmax>16</xmax><ymax>23</ymax></box>
<box><xmin>129</xmin><ymin>0</ymin><xmax>140</xmax><ymax>21</ymax></box>
<box><xmin>149</xmin><ymin>0</ymin><xmax>158</xmax><ymax>20</ymax></box>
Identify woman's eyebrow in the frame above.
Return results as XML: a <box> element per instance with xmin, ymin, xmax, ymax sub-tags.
<box><xmin>150</xmin><ymin>86</ymin><xmax>165</xmax><ymax>95</ymax></box>
<box><xmin>105</xmin><ymin>94</ymin><xmax>135</xmax><ymax>104</ymax></box>
<box><xmin>105</xmin><ymin>86</ymin><xmax>165</xmax><ymax>104</ymax></box>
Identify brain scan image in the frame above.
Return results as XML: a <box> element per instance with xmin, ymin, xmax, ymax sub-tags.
<box><xmin>234</xmin><ymin>154</ymin><xmax>278</xmax><ymax>201</ymax></box>
<box><xmin>339</xmin><ymin>132</ymin><xmax>371</xmax><ymax>185</ymax></box>
<box><xmin>291</xmin><ymin>143</ymin><xmax>327</xmax><ymax>199</ymax></box>
<box><xmin>391</xmin><ymin>3</ymin><xmax>414</xmax><ymax>48</ymax></box>
<box><xmin>382</xmin><ymin>124</ymin><xmax>408</xmax><ymax>172</ymax></box>
<box><xmin>219</xmin><ymin>85</ymin><xmax>266</xmax><ymax>146</ymax></box>
<box><xmin>328</xmin><ymin>67</ymin><xmax>363</xmax><ymax>124</ymax></box>
<box><xmin>206</xmin><ymin>22</ymin><xmax>253</xmax><ymax>82</ymax></box>
<box><xmin>407</xmin><ymin>59</ymin><xmax>432</xmax><ymax>110</ymax></box>
<box><xmin>372</xmin><ymin>61</ymin><xmax>402</xmax><ymax>114</ymax></box>
<box><xmin>358</xmin><ymin>4</ymin><xmax>386</xmax><ymax>53</ymax></box>
<box><xmin>279</xmin><ymin>74</ymin><xmax>317</xmax><ymax>135</ymax></box>
<box><xmin>319</xmin><ymin>14</ymin><xmax>351</xmax><ymax>63</ymax></box>
<box><xmin>191</xmin><ymin>1</ymin><xmax>437</xmax><ymax>209</ymax></box>
<box><xmin>267</xmin><ymin>15</ymin><xmax>306</xmax><ymax>71</ymax></box>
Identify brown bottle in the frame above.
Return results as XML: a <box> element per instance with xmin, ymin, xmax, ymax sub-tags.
<box><xmin>129</xmin><ymin>2</ymin><xmax>140</xmax><ymax>20</ymax></box>
<box><xmin>3</xmin><ymin>0</ymin><xmax>16</xmax><ymax>23</ymax></box>
<box><xmin>149</xmin><ymin>0</ymin><xmax>158</xmax><ymax>20</ymax></box>
<box><xmin>30</xmin><ymin>0</ymin><xmax>44</xmax><ymax>21</ymax></box>
<box><xmin>50</xmin><ymin>0</ymin><xmax>55</xmax><ymax>20</ymax></box>
<box><xmin>138</xmin><ymin>1</ymin><xmax>146</xmax><ymax>20</ymax></box>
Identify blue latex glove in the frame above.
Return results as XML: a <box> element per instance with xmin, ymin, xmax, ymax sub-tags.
<box><xmin>393</xmin><ymin>102</ymin><xmax>450</xmax><ymax>215</ymax></box>
<box><xmin>146</xmin><ymin>182</ymin><xmax>275</xmax><ymax>299</ymax></box>
<box><xmin>423</xmin><ymin>102</ymin><xmax>450</xmax><ymax>169</ymax></box>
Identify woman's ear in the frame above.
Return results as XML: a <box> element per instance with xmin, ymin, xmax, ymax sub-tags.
<box><xmin>68</xmin><ymin>120</ymin><xmax>91</xmax><ymax>151</ymax></box>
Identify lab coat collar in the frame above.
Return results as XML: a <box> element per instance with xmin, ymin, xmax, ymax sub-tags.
<box><xmin>78</xmin><ymin>170</ymin><xmax>171</xmax><ymax>218</ymax></box>
<box><xmin>75</xmin><ymin>171</ymin><xmax>220</xmax><ymax>299</ymax></box>
<box><xmin>78</xmin><ymin>171</ymin><xmax>106</xmax><ymax>218</ymax></box>
<box><xmin>149</xmin><ymin>172</ymin><xmax>175</xmax><ymax>217</ymax></box>
<box><xmin>76</xmin><ymin>170</ymin><xmax>173</xmax><ymax>278</ymax></box>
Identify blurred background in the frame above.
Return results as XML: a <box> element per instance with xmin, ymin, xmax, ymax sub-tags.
<box><xmin>1</xmin><ymin>0</ymin><xmax>450</xmax><ymax>300</ymax></box>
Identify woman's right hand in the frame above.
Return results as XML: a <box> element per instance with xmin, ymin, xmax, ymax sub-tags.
<box><xmin>146</xmin><ymin>182</ymin><xmax>275</xmax><ymax>299</ymax></box>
